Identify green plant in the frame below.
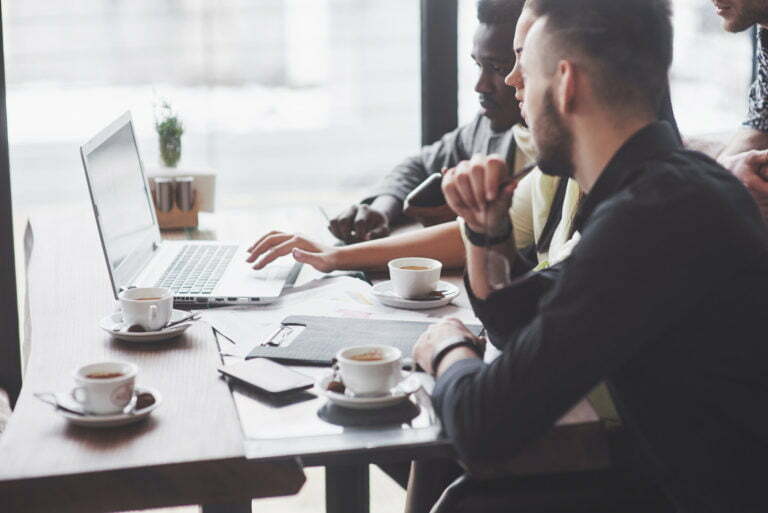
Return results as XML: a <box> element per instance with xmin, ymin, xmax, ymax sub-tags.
<box><xmin>155</xmin><ymin>101</ymin><xmax>184</xmax><ymax>167</ymax></box>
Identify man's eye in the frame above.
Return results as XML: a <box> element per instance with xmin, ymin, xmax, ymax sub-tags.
<box><xmin>491</xmin><ymin>64</ymin><xmax>513</xmax><ymax>76</ymax></box>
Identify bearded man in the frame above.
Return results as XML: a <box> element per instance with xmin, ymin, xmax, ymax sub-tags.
<box><xmin>413</xmin><ymin>0</ymin><xmax>768</xmax><ymax>511</ymax></box>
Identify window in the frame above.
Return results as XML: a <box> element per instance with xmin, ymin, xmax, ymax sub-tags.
<box><xmin>4</xmin><ymin>0</ymin><xmax>421</xmax><ymax>215</ymax></box>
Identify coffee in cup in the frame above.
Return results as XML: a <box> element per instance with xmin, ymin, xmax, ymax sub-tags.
<box><xmin>72</xmin><ymin>361</ymin><xmax>138</xmax><ymax>415</ymax></box>
<box><xmin>119</xmin><ymin>287</ymin><xmax>173</xmax><ymax>331</ymax></box>
<box><xmin>336</xmin><ymin>345</ymin><xmax>413</xmax><ymax>397</ymax></box>
<box><xmin>387</xmin><ymin>257</ymin><xmax>442</xmax><ymax>299</ymax></box>
<box><xmin>86</xmin><ymin>372</ymin><xmax>125</xmax><ymax>379</ymax></box>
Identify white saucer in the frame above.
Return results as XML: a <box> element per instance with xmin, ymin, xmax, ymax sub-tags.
<box><xmin>315</xmin><ymin>374</ymin><xmax>421</xmax><ymax>410</ymax></box>
<box><xmin>371</xmin><ymin>280</ymin><xmax>460</xmax><ymax>310</ymax></box>
<box><xmin>100</xmin><ymin>309</ymin><xmax>193</xmax><ymax>342</ymax></box>
<box><xmin>57</xmin><ymin>386</ymin><xmax>161</xmax><ymax>428</ymax></box>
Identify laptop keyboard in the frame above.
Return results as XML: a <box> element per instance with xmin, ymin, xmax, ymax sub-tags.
<box><xmin>155</xmin><ymin>244</ymin><xmax>238</xmax><ymax>295</ymax></box>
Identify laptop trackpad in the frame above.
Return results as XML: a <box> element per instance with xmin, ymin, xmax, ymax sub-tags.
<box><xmin>215</xmin><ymin>258</ymin><xmax>292</xmax><ymax>298</ymax></box>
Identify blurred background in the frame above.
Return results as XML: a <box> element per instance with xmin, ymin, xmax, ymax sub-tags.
<box><xmin>4</xmin><ymin>0</ymin><xmax>752</xmax><ymax>216</ymax></box>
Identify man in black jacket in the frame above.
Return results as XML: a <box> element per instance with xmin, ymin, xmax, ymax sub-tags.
<box><xmin>413</xmin><ymin>0</ymin><xmax>768</xmax><ymax>511</ymax></box>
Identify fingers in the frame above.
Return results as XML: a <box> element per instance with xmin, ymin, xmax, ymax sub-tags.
<box><xmin>247</xmin><ymin>230</ymin><xmax>282</xmax><ymax>252</ymax></box>
<box><xmin>246</xmin><ymin>232</ymin><xmax>292</xmax><ymax>263</ymax></box>
<box><xmin>741</xmin><ymin>170</ymin><xmax>768</xmax><ymax>194</ymax></box>
<box><xmin>353</xmin><ymin>206</ymin><xmax>381</xmax><ymax>242</ymax></box>
<box><xmin>252</xmin><ymin>238</ymin><xmax>299</xmax><ymax>270</ymax></box>
<box><xmin>329</xmin><ymin>205</ymin><xmax>358</xmax><ymax>242</ymax></box>
<box><xmin>467</xmin><ymin>155</ymin><xmax>488</xmax><ymax>208</ymax></box>
<box><xmin>743</xmin><ymin>149</ymin><xmax>768</xmax><ymax>167</ymax></box>
<box><xmin>447</xmin><ymin>155</ymin><xmax>511</xmax><ymax>207</ymax></box>
<box><xmin>455</xmin><ymin>168</ymin><xmax>479</xmax><ymax>211</ymax></box>
<box><xmin>499</xmin><ymin>181</ymin><xmax>519</xmax><ymax>202</ymax></box>
<box><xmin>485</xmin><ymin>155</ymin><xmax>510</xmax><ymax>201</ymax></box>
<box><xmin>365</xmin><ymin>225</ymin><xmax>390</xmax><ymax>241</ymax></box>
<box><xmin>442</xmin><ymin>165</ymin><xmax>471</xmax><ymax>217</ymax></box>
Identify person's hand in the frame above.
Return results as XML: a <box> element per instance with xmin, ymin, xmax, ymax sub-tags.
<box><xmin>329</xmin><ymin>204</ymin><xmax>390</xmax><ymax>243</ymax></box>
<box><xmin>246</xmin><ymin>231</ymin><xmax>339</xmax><ymax>273</ymax></box>
<box><xmin>442</xmin><ymin>154</ymin><xmax>518</xmax><ymax>235</ymax></box>
<box><xmin>413</xmin><ymin>318</ymin><xmax>484</xmax><ymax>375</ymax></box>
<box><xmin>718</xmin><ymin>149</ymin><xmax>768</xmax><ymax>221</ymax></box>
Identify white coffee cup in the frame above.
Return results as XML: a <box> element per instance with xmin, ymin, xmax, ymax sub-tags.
<box><xmin>388</xmin><ymin>257</ymin><xmax>442</xmax><ymax>299</ymax></box>
<box><xmin>71</xmin><ymin>361</ymin><xmax>138</xmax><ymax>415</ymax></box>
<box><xmin>119</xmin><ymin>287</ymin><xmax>173</xmax><ymax>331</ymax></box>
<box><xmin>336</xmin><ymin>345</ymin><xmax>414</xmax><ymax>397</ymax></box>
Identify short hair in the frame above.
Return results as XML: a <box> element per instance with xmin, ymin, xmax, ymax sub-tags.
<box><xmin>477</xmin><ymin>0</ymin><xmax>526</xmax><ymax>25</ymax></box>
<box><xmin>526</xmin><ymin>0</ymin><xmax>673</xmax><ymax>113</ymax></box>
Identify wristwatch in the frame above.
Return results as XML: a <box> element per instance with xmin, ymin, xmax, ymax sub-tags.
<box><xmin>430</xmin><ymin>337</ymin><xmax>482</xmax><ymax>376</ymax></box>
<box><xmin>462</xmin><ymin>219</ymin><xmax>513</xmax><ymax>247</ymax></box>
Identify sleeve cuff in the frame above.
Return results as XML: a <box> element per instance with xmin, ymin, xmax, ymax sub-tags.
<box><xmin>742</xmin><ymin>118</ymin><xmax>768</xmax><ymax>133</ymax></box>
<box><xmin>360</xmin><ymin>191</ymin><xmax>407</xmax><ymax>205</ymax></box>
<box><xmin>432</xmin><ymin>357</ymin><xmax>484</xmax><ymax>418</ymax></box>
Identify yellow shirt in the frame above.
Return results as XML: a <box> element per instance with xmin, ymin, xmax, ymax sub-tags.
<box><xmin>508</xmin><ymin>124</ymin><xmax>581</xmax><ymax>266</ymax></box>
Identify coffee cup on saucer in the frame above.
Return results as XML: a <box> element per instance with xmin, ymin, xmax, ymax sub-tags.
<box><xmin>336</xmin><ymin>345</ymin><xmax>414</xmax><ymax>397</ymax></box>
<box><xmin>71</xmin><ymin>361</ymin><xmax>138</xmax><ymax>415</ymax></box>
<box><xmin>387</xmin><ymin>257</ymin><xmax>442</xmax><ymax>299</ymax></box>
<box><xmin>119</xmin><ymin>287</ymin><xmax>173</xmax><ymax>332</ymax></box>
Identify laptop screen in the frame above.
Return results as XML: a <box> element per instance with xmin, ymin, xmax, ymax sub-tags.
<box><xmin>81</xmin><ymin>113</ymin><xmax>159</xmax><ymax>297</ymax></box>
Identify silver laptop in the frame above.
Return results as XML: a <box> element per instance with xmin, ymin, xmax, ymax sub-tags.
<box><xmin>80</xmin><ymin>112</ymin><xmax>297</xmax><ymax>307</ymax></box>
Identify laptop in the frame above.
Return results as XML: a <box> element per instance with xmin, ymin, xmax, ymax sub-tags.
<box><xmin>80</xmin><ymin>112</ymin><xmax>298</xmax><ymax>307</ymax></box>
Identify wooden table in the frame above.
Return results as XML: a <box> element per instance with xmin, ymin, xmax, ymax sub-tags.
<box><xmin>187</xmin><ymin>208</ymin><xmax>611</xmax><ymax>513</ymax></box>
<box><xmin>0</xmin><ymin>208</ymin><xmax>305</xmax><ymax>513</ymax></box>
<box><xmin>0</xmin><ymin>205</ymin><xmax>612</xmax><ymax>513</ymax></box>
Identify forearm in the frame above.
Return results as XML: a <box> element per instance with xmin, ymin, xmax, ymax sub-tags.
<box><xmin>721</xmin><ymin>128</ymin><xmax>768</xmax><ymax>158</ymax></box>
<box><xmin>683</xmin><ymin>134</ymin><xmax>728</xmax><ymax>160</ymax></box>
<box><xmin>333</xmin><ymin>221</ymin><xmax>465</xmax><ymax>271</ymax></box>
<box><xmin>465</xmin><ymin>225</ymin><xmax>519</xmax><ymax>300</ymax></box>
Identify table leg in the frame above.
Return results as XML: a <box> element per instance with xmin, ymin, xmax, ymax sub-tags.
<box><xmin>201</xmin><ymin>502</ymin><xmax>252</xmax><ymax>513</ymax></box>
<box><xmin>326</xmin><ymin>464</ymin><xmax>370</xmax><ymax>513</ymax></box>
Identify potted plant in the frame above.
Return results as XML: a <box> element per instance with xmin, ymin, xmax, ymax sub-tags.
<box><xmin>155</xmin><ymin>101</ymin><xmax>184</xmax><ymax>168</ymax></box>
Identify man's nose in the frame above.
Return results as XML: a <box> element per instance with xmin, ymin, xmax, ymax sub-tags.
<box><xmin>505</xmin><ymin>67</ymin><xmax>523</xmax><ymax>100</ymax></box>
<box><xmin>475</xmin><ymin>70</ymin><xmax>493</xmax><ymax>94</ymax></box>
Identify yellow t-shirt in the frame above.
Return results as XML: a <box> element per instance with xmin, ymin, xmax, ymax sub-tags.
<box><xmin>507</xmin><ymin>124</ymin><xmax>582</xmax><ymax>266</ymax></box>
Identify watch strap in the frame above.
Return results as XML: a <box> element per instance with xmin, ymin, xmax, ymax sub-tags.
<box><xmin>431</xmin><ymin>338</ymin><xmax>482</xmax><ymax>376</ymax></box>
<box><xmin>463</xmin><ymin>220</ymin><xmax>512</xmax><ymax>247</ymax></box>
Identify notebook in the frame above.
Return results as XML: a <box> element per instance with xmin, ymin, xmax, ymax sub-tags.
<box><xmin>246</xmin><ymin>315</ymin><xmax>483</xmax><ymax>366</ymax></box>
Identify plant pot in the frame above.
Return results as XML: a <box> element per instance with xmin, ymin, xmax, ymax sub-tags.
<box><xmin>159</xmin><ymin>135</ymin><xmax>182</xmax><ymax>168</ymax></box>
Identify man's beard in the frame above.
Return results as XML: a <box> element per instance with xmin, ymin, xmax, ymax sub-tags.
<box><xmin>533</xmin><ymin>87</ymin><xmax>574</xmax><ymax>178</ymax></box>
<box><xmin>724</xmin><ymin>0</ymin><xmax>768</xmax><ymax>32</ymax></box>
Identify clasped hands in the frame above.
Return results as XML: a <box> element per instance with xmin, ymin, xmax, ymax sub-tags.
<box><xmin>441</xmin><ymin>154</ymin><xmax>519</xmax><ymax>237</ymax></box>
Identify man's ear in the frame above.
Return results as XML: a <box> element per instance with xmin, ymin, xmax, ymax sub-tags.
<box><xmin>554</xmin><ymin>59</ymin><xmax>577</xmax><ymax>115</ymax></box>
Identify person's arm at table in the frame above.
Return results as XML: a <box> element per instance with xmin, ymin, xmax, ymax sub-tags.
<box><xmin>246</xmin><ymin>220</ymin><xmax>466</xmax><ymax>272</ymax></box>
<box><xmin>683</xmin><ymin>131</ymin><xmax>768</xmax><ymax>222</ymax></box>
<box><xmin>419</xmin><ymin>181</ymin><xmax>725</xmax><ymax>475</ymax></box>
<box><xmin>442</xmin><ymin>155</ymin><xmax>531</xmax><ymax>300</ymax></box>
<box><xmin>715</xmin><ymin>53</ymin><xmax>768</xmax><ymax>221</ymax></box>
<box><xmin>720</xmin><ymin>128</ymin><xmax>768</xmax><ymax>158</ymax></box>
<box><xmin>329</xmin><ymin>119</ymin><xmax>477</xmax><ymax>242</ymax></box>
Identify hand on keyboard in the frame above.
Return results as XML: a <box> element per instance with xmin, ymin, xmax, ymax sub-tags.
<box><xmin>247</xmin><ymin>232</ymin><xmax>339</xmax><ymax>273</ymax></box>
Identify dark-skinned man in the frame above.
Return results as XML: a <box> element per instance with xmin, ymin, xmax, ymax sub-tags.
<box><xmin>327</xmin><ymin>0</ymin><xmax>529</xmax><ymax>243</ymax></box>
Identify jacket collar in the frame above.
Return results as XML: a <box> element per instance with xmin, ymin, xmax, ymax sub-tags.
<box><xmin>572</xmin><ymin>121</ymin><xmax>680</xmax><ymax>233</ymax></box>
